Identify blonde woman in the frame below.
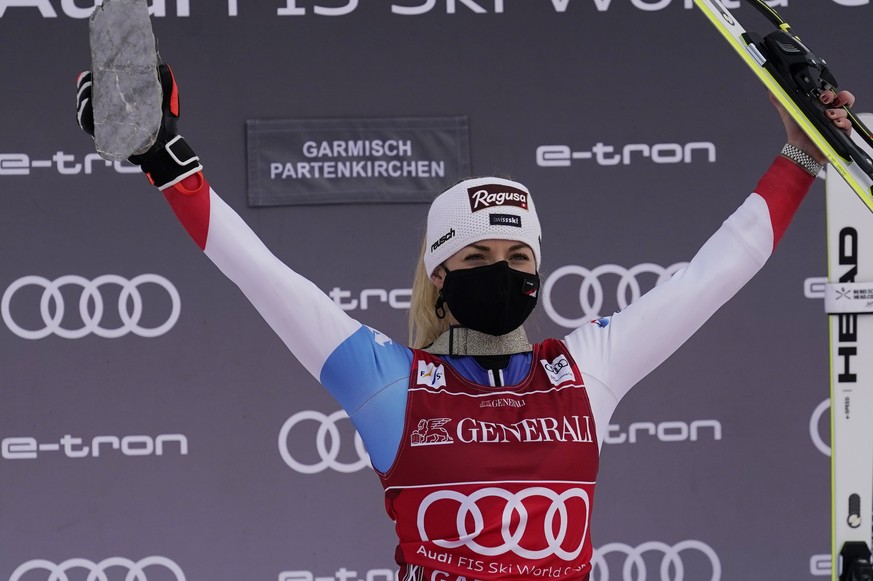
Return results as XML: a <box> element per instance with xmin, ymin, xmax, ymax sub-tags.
<box><xmin>77</xmin><ymin>66</ymin><xmax>853</xmax><ymax>580</ymax></box>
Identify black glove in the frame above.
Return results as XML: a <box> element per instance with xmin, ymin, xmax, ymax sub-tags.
<box><xmin>76</xmin><ymin>64</ymin><xmax>203</xmax><ymax>190</ymax></box>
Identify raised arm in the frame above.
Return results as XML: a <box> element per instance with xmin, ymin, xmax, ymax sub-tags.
<box><xmin>163</xmin><ymin>172</ymin><xmax>366</xmax><ymax>378</ymax></box>
<box><xmin>163</xmin><ymin>173</ymin><xmax>415</xmax><ymax>472</ymax></box>
<box><xmin>565</xmin><ymin>156</ymin><xmax>814</xmax><ymax>403</ymax></box>
<box><xmin>75</xmin><ymin>66</ymin><xmax>412</xmax><ymax>472</ymax></box>
<box><xmin>565</xmin><ymin>90</ymin><xmax>856</xmax><ymax>429</ymax></box>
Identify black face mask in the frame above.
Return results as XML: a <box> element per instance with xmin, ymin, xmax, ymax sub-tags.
<box><xmin>435</xmin><ymin>261</ymin><xmax>540</xmax><ymax>336</ymax></box>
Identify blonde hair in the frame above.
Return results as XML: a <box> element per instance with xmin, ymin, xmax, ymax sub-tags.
<box><xmin>408</xmin><ymin>237</ymin><xmax>450</xmax><ymax>348</ymax></box>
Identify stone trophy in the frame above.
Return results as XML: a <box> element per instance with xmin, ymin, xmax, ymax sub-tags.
<box><xmin>89</xmin><ymin>0</ymin><xmax>162</xmax><ymax>161</ymax></box>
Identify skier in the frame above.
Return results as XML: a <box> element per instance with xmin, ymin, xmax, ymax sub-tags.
<box><xmin>77</xmin><ymin>66</ymin><xmax>854</xmax><ymax>580</ymax></box>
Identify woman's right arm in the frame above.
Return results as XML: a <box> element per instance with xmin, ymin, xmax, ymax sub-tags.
<box><xmin>163</xmin><ymin>172</ymin><xmax>412</xmax><ymax>472</ymax></box>
<box><xmin>76</xmin><ymin>66</ymin><xmax>410</xmax><ymax>471</ymax></box>
<box><xmin>165</xmin><ymin>171</ymin><xmax>362</xmax><ymax>378</ymax></box>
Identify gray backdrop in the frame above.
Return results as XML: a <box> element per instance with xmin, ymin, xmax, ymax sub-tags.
<box><xmin>2</xmin><ymin>1</ymin><xmax>872</xmax><ymax>579</ymax></box>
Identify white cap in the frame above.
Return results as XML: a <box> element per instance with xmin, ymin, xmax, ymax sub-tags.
<box><xmin>425</xmin><ymin>177</ymin><xmax>542</xmax><ymax>276</ymax></box>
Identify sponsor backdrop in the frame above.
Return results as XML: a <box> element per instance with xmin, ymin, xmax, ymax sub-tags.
<box><xmin>2</xmin><ymin>1</ymin><xmax>871</xmax><ymax>579</ymax></box>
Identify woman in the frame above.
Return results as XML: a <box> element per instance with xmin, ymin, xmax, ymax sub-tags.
<box><xmin>76</xmin><ymin>66</ymin><xmax>854</xmax><ymax>580</ymax></box>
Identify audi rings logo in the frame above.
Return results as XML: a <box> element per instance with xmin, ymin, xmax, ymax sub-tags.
<box><xmin>810</xmin><ymin>398</ymin><xmax>831</xmax><ymax>457</ymax></box>
<box><xmin>417</xmin><ymin>487</ymin><xmax>590</xmax><ymax>560</ymax></box>
<box><xmin>590</xmin><ymin>540</ymin><xmax>721</xmax><ymax>581</ymax></box>
<box><xmin>542</xmin><ymin>263</ymin><xmax>687</xmax><ymax>328</ymax></box>
<box><xmin>279</xmin><ymin>410</ymin><xmax>370</xmax><ymax>474</ymax></box>
<box><xmin>10</xmin><ymin>556</ymin><xmax>185</xmax><ymax>581</ymax></box>
<box><xmin>2</xmin><ymin>274</ymin><xmax>180</xmax><ymax>339</ymax></box>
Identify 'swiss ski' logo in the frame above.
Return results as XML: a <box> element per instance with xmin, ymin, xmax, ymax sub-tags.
<box><xmin>467</xmin><ymin>184</ymin><xmax>529</xmax><ymax>213</ymax></box>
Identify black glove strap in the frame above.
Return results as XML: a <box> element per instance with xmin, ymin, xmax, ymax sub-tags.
<box><xmin>137</xmin><ymin>135</ymin><xmax>203</xmax><ymax>190</ymax></box>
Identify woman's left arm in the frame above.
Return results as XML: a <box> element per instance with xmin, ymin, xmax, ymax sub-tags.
<box><xmin>564</xmin><ymin>90</ymin><xmax>855</xmax><ymax>404</ymax></box>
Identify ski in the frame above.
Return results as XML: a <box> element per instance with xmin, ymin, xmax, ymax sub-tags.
<box><xmin>826</xmin><ymin>113</ymin><xmax>873</xmax><ymax>581</ymax></box>
<box><xmin>692</xmin><ymin>2</ymin><xmax>873</xmax><ymax>575</ymax></box>
<box><xmin>692</xmin><ymin>0</ymin><xmax>873</xmax><ymax>214</ymax></box>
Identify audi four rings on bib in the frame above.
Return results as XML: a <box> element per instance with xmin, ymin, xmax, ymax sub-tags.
<box><xmin>416</xmin><ymin>486</ymin><xmax>590</xmax><ymax>561</ymax></box>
